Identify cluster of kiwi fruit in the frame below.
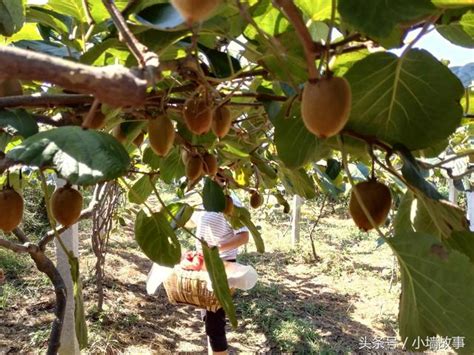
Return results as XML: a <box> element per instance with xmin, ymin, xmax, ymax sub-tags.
<box><xmin>183</xmin><ymin>96</ymin><xmax>233</xmax><ymax>138</ymax></box>
<box><xmin>0</xmin><ymin>181</ymin><xmax>83</xmax><ymax>233</ymax></box>
<box><xmin>171</xmin><ymin>0</ymin><xmax>221</xmax><ymax>24</ymax></box>
<box><xmin>301</xmin><ymin>75</ymin><xmax>352</xmax><ymax>138</ymax></box>
<box><xmin>183</xmin><ymin>150</ymin><xmax>219</xmax><ymax>182</ymax></box>
<box><xmin>349</xmin><ymin>178</ymin><xmax>391</xmax><ymax>231</ymax></box>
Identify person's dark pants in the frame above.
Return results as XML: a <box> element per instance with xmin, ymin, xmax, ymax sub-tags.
<box><xmin>204</xmin><ymin>259</ymin><xmax>235</xmax><ymax>352</ymax></box>
<box><xmin>205</xmin><ymin>308</ymin><xmax>228</xmax><ymax>351</ymax></box>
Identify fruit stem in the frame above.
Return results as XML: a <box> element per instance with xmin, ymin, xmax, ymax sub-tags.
<box><xmin>338</xmin><ymin>135</ymin><xmax>387</xmax><ymax>239</ymax></box>
<box><xmin>273</xmin><ymin>0</ymin><xmax>320</xmax><ymax>81</ymax></box>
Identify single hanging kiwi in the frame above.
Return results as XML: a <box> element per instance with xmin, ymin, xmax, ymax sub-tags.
<box><xmin>148</xmin><ymin>115</ymin><xmax>176</xmax><ymax>156</ymax></box>
<box><xmin>250</xmin><ymin>190</ymin><xmax>263</xmax><ymax>209</ymax></box>
<box><xmin>203</xmin><ymin>153</ymin><xmax>218</xmax><ymax>176</ymax></box>
<box><xmin>51</xmin><ymin>185</ymin><xmax>83</xmax><ymax>227</ymax></box>
<box><xmin>133</xmin><ymin>132</ymin><xmax>145</xmax><ymax>147</ymax></box>
<box><xmin>0</xmin><ymin>79</ymin><xmax>22</xmax><ymax>97</ymax></box>
<box><xmin>183</xmin><ymin>97</ymin><xmax>212</xmax><ymax>135</ymax></box>
<box><xmin>301</xmin><ymin>76</ymin><xmax>351</xmax><ymax>138</ymax></box>
<box><xmin>211</xmin><ymin>106</ymin><xmax>232</xmax><ymax>138</ymax></box>
<box><xmin>83</xmin><ymin>111</ymin><xmax>106</xmax><ymax>130</ymax></box>
<box><xmin>349</xmin><ymin>179</ymin><xmax>391</xmax><ymax>231</ymax></box>
<box><xmin>186</xmin><ymin>155</ymin><xmax>203</xmax><ymax>181</ymax></box>
<box><xmin>0</xmin><ymin>187</ymin><xmax>24</xmax><ymax>232</ymax></box>
<box><xmin>170</xmin><ymin>0</ymin><xmax>221</xmax><ymax>24</ymax></box>
<box><xmin>223</xmin><ymin>195</ymin><xmax>234</xmax><ymax>216</ymax></box>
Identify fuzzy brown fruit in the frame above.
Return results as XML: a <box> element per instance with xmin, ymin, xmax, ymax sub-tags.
<box><xmin>133</xmin><ymin>132</ymin><xmax>145</xmax><ymax>147</ymax></box>
<box><xmin>148</xmin><ymin>115</ymin><xmax>175</xmax><ymax>156</ymax></box>
<box><xmin>83</xmin><ymin>111</ymin><xmax>106</xmax><ymax>130</ymax></box>
<box><xmin>223</xmin><ymin>195</ymin><xmax>234</xmax><ymax>216</ymax></box>
<box><xmin>203</xmin><ymin>153</ymin><xmax>218</xmax><ymax>176</ymax></box>
<box><xmin>183</xmin><ymin>97</ymin><xmax>212</xmax><ymax>135</ymax></box>
<box><xmin>186</xmin><ymin>155</ymin><xmax>203</xmax><ymax>181</ymax></box>
<box><xmin>170</xmin><ymin>0</ymin><xmax>221</xmax><ymax>24</ymax></box>
<box><xmin>0</xmin><ymin>188</ymin><xmax>24</xmax><ymax>232</ymax></box>
<box><xmin>211</xmin><ymin>106</ymin><xmax>232</xmax><ymax>138</ymax></box>
<box><xmin>112</xmin><ymin>125</ymin><xmax>127</xmax><ymax>143</ymax></box>
<box><xmin>349</xmin><ymin>180</ymin><xmax>391</xmax><ymax>231</ymax></box>
<box><xmin>0</xmin><ymin>79</ymin><xmax>22</xmax><ymax>97</ymax></box>
<box><xmin>250</xmin><ymin>190</ymin><xmax>263</xmax><ymax>209</ymax></box>
<box><xmin>301</xmin><ymin>76</ymin><xmax>351</xmax><ymax>138</ymax></box>
<box><xmin>51</xmin><ymin>185</ymin><xmax>83</xmax><ymax>227</ymax></box>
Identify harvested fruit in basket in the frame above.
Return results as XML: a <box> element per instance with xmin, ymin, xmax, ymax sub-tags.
<box><xmin>180</xmin><ymin>251</ymin><xmax>204</xmax><ymax>271</ymax></box>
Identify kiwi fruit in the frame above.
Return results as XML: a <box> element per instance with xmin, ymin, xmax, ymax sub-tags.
<box><xmin>148</xmin><ymin>115</ymin><xmax>176</xmax><ymax>156</ymax></box>
<box><xmin>301</xmin><ymin>76</ymin><xmax>351</xmax><ymax>138</ymax></box>
<box><xmin>211</xmin><ymin>106</ymin><xmax>232</xmax><ymax>138</ymax></box>
<box><xmin>183</xmin><ymin>97</ymin><xmax>212</xmax><ymax>135</ymax></box>
<box><xmin>170</xmin><ymin>0</ymin><xmax>221</xmax><ymax>24</ymax></box>
<box><xmin>133</xmin><ymin>132</ymin><xmax>145</xmax><ymax>147</ymax></box>
<box><xmin>112</xmin><ymin>125</ymin><xmax>127</xmax><ymax>143</ymax></box>
<box><xmin>0</xmin><ymin>79</ymin><xmax>22</xmax><ymax>97</ymax></box>
<box><xmin>186</xmin><ymin>155</ymin><xmax>203</xmax><ymax>181</ymax></box>
<box><xmin>51</xmin><ymin>185</ymin><xmax>83</xmax><ymax>227</ymax></box>
<box><xmin>0</xmin><ymin>187</ymin><xmax>24</xmax><ymax>232</ymax></box>
<box><xmin>83</xmin><ymin>111</ymin><xmax>106</xmax><ymax>130</ymax></box>
<box><xmin>349</xmin><ymin>179</ymin><xmax>391</xmax><ymax>231</ymax></box>
<box><xmin>250</xmin><ymin>190</ymin><xmax>263</xmax><ymax>209</ymax></box>
<box><xmin>203</xmin><ymin>153</ymin><xmax>218</xmax><ymax>176</ymax></box>
<box><xmin>223</xmin><ymin>195</ymin><xmax>234</xmax><ymax>216</ymax></box>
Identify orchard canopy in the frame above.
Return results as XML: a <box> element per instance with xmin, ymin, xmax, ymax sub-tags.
<box><xmin>0</xmin><ymin>0</ymin><xmax>473</xmax><ymax>353</ymax></box>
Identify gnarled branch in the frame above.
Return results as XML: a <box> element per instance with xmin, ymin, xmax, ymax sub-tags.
<box><xmin>0</xmin><ymin>46</ymin><xmax>148</xmax><ymax>107</ymax></box>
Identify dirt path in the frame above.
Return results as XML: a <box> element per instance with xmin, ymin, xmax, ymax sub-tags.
<box><xmin>1</xmin><ymin>216</ymin><xmax>399</xmax><ymax>353</ymax></box>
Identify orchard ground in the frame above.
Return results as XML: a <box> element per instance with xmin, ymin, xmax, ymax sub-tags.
<box><xmin>0</xmin><ymin>198</ymin><xmax>400</xmax><ymax>353</ymax></box>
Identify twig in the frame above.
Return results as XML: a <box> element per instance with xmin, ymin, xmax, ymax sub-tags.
<box><xmin>12</xmin><ymin>227</ymin><xmax>29</xmax><ymax>243</ymax></box>
<box><xmin>81</xmin><ymin>0</ymin><xmax>95</xmax><ymax>25</ymax></box>
<box><xmin>0</xmin><ymin>238</ymin><xmax>29</xmax><ymax>253</ymax></box>
<box><xmin>273</xmin><ymin>0</ymin><xmax>320</xmax><ymax>81</ymax></box>
<box><xmin>0</xmin><ymin>94</ymin><xmax>94</xmax><ymax>108</ymax></box>
<box><xmin>416</xmin><ymin>149</ymin><xmax>474</xmax><ymax>169</ymax></box>
<box><xmin>102</xmin><ymin>0</ymin><xmax>158</xmax><ymax>70</ymax></box>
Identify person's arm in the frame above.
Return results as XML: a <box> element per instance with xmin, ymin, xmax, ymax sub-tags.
<box><xmin>217</xmin><ymin>231</ymin><xmax>249</xmax><ymax>252</ymax></box>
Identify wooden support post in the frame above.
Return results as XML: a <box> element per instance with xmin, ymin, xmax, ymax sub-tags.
<box><xmin>291</xmin><ymin>195</ymin><xmax>302</xmax><ymax>246</ymax></box>
<box><xmin>54</xmin><ymin>178</ymin><xmax>80</xmax><ymax>355</ymax></box>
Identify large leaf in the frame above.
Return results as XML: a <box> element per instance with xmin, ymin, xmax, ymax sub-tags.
<box><xmin>6</xmin><ymin>126</ymin><xmax>130</xmax><ymax>185</ymax></box>
<box><xmin>396</xmin><ymin>146</ymin><xmax>444</xmax><ymax>200</ymax></box>
<box><xmin>198</xmin><ymin>45</ymin><xmax>242</xmax><ymax>78</ymax></box>
<box><xmin>164</xmin><ymin>203</ymin><xmax>194</xmax><ymax>229</ymax></box>
<box><xmin>134</xmin><ymin>210</ymin><xmax>181</xmax><ymax>267</ymax></box>
<box><xmin>338</xmin><ymin>0</ymin><xmax>435</xmax><ymax>40</ymax></box>
<box><xmin>159</xmin><ymin>147</ymin><xmax>185</xmax><ymax>184</ymax></box>
<box><xmin>232</xmin><ymin>206</ymin><xmax>265</xmax><ymax>253</ymax></box>
<box><xmin>296</xmin><ymin>0</ymin><xmax>334</xmax><ymax>21</ymax></box>
<box><xmin>135</xmin><ymin>3</ymin><xmax>187</xmax><ymax>31</ymax></box>
<box><xmin>272</xmin><ymin>100</ymin><xmax>329</xmax><ymax>168</ymax></box>
<box><xmin>0</xmin><ymin>109</ymin><xmax>38</xmax><ymax>138</ymax></box>
<box><xmin>344</xmin><ymin>49</ymin><xmax>464</xmax><ymax>150</ymax></box>
<box><xmin>437</xmin><ymin>10</ymin><xmax>474</xmax><ymax>48</ymax></box>
<box><xmin>279</xmin><ymin>167</ymin><xmax>317</xmax><ymax>199</ymax></box>
<box><xmin>202</xmin><ymin>178</ymin><xmax>226</xmax><ymax>212</ymax></box>
<box><xmin>386</xmin><ymin>231</ymin><xmax>474</xmax><ymax>353</ymax></box>
<box><xmin>202</xmin><ymin>244</ymin><xmax>237</xmax><ymax>327</ymax></box>
<box><xmin>128</xmin><ymin>175</ymin><xmax>157</xmax><ymax>204</ymax></box>
<box><xmin>0</xmin><ymin>0</ymin><xmax>25</xmax><ymax>36</ymax></box>
<box><xmin>45</xmin><ymin>0</ymin><xmax>86</xmax><ymax>24</ymax></box>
